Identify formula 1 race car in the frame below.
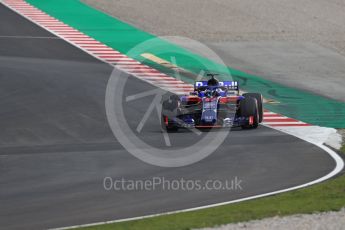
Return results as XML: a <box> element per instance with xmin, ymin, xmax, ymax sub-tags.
<box><xmin>161</xmin><ymin>74</ymin><xmax>263</xmax><ymax>132</ymax></box>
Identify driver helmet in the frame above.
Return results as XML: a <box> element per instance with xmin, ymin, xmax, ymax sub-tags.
<box><xmin>207</xmin><ymin>76</ymin><xmax>219</xmax><ymax>86</ymax></box>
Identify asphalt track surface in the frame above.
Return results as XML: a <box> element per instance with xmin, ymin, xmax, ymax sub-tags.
<box><xmin>0</xmin><ymin>5</ymin><xmax>337</xmax><ymax>230</ymax></box>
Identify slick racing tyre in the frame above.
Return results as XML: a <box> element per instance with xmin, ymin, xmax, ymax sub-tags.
<box><xmin>161</xmin><ymin>94</ymin><xmax>179</xmax><ymax>132</ymax></box>
<box><xmin>243</xmin><ymin>93</ymin><xmax>263</xmax><ymax>123</ymax></box>
<box><xmin>240</xmin><ymin>97</ymin><xmax>259</xmax><ymax>129</ymax></box>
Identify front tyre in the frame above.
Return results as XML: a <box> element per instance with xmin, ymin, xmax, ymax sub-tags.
<box><xmin>161</xmin><ymin>94</ymin><xmax>180</xmax><ymax>132</ymax></box>
<box><xmin>161</xmin><ymin>115</ymin><xmax>179</xmax><ymax>132</ymax></box>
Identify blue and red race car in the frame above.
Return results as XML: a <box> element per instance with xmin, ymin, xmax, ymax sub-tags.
<box><xmin>161</xmin><ymin>74</ymin><xmax>263</xmax><ymax>132</ymax></box>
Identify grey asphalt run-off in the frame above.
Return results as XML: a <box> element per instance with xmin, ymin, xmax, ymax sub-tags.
<box><xmin>0</xmin><ymin>4</ymin><xmax>337</xmax><ymax>230</ymax></box>
<box><xmin>84</xmin><ymin>0</ymin><xmax>345</xmax><ymax>103</ymax></box>
<box><xmin>164</xmin><ymin>37</ymin><xmax>345</xmax><ymax>103</ymax></box>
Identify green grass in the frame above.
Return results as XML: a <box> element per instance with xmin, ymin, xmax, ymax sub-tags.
<box><xmin>341</xmin><ymin>145</ymin><xmax>345</xmax><ymax>155</ymax></box>
<box><xmin>80</xmin><ymin>147</ymin><xmax>345</xmax><ymax>230</ymax></box>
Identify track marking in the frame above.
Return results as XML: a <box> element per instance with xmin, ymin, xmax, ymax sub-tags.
<box><xmin>49</xmin><ymin>143</ymin><xmax>344</xmax><ymax>230</ymax></box>
<box><xmin>0</xmin><ymin>35</ymin><xmax>59</xmax><ymax>39</ymax></box>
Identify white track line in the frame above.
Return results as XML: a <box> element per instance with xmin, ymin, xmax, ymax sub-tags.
<box><xmin>264</xmin><ymin>117</ymin><xmax>298</xmax><ymax>120</ymax></box>
<box><xmin>2</xmin><ymin>0</ymin><xmax>194</xmax><ymax>96</ymax></box>
<box><xmin>263</xmin><ymin>121</ymin><xmax>306</xmax><ymax>125</ymax></box>
<box><xmin>0</xmin><ymin>35</ymin><xmax>59</xmax><ymax>39</ymax></box>
<box><xmin>50</xmin><ymin>142</ymin><xmax>343</xmax><ymax>230</ymax></box>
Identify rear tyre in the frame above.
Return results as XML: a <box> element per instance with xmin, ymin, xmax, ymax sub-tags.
<box><xmin>240</xmin><ymin>97</ymin><xmax>259</xmax><ymax>129</ymax></box>
<box><xmin>243</xmin><ymin>93</ymin><xmax>263</xmax><ymax>123</ymax></box>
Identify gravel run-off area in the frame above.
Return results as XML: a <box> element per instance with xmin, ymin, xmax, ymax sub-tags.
<box><xmin>197</xmin><ymin>208</ymin><xmax>345</xmax><ymax>230</ymax></box>
<box><xmin>83</xmin><ymin>0</ymin><xmax>345</xmax><ymax>56</ymax></box>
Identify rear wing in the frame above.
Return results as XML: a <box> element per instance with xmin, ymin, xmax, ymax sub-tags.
<box><xmin>194</xmin><ymin>81</ymin><xmax>239</xmax><ymax>90</ymax></box>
